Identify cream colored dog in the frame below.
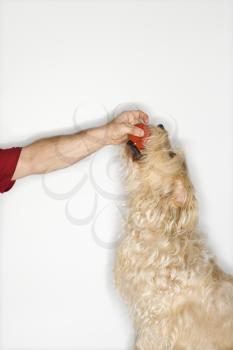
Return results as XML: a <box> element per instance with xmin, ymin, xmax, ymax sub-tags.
<box><xmin>114</xmin><ymin>124</ymin><xmax>233</xmax><ymax>350</ymax></box>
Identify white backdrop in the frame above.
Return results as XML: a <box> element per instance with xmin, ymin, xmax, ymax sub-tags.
<box><xmin>0</xmin><ymin>0</ymin><xmax>232</xmax><ymax>349</ymax></box>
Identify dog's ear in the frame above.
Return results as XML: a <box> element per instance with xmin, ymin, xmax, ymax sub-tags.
<box><xmin>172</xmin><ymin>179</ymin><xmax>187</xmax><ymax>207</ymax></box>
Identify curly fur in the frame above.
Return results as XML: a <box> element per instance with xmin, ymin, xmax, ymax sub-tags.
<box><xmin>114</xmin><ymin>125</ymin><xmax>233</xmax><ymax>350</ymax></box>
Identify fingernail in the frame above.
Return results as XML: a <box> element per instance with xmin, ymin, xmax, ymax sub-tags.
<box><xmin>138</xmin><ymin>130</ymin><xmax>144</xmax><ymax>136</ymax></box>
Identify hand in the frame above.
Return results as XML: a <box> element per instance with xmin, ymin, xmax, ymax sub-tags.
<box><xmin>104</xmin><ymin>110</ymin><xmax>149</xmax><ymax>145</ymax></box>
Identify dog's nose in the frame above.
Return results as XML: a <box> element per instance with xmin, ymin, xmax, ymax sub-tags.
<box><xmin>158</xmin><ymin>124</ymin><xmax>165</xmax><ymax>130</ymax></box>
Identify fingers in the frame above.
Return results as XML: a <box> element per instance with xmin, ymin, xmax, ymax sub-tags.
<box><xmin>115</xmin><ymin>110</ymin><xmax>149</xmax><ymax>125</ymax></box>
<box><xmin>109</xmin><ymin>111</ymin><xmax>149</xmax><ymax>144</ymax></box>
<box><xmin>131</xmin><ymin>110</ymin><xmax>149</xmax><ymax>125</ymax></box>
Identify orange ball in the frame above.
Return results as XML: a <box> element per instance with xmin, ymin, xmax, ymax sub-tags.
<box><xmin>128</xmin><ymin>123</ymin><xmax>150</xmax><ymax>150</ymax></box>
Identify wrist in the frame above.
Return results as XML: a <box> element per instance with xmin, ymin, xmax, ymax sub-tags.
<box><xmin>100</xmin><ymin>124</ymin><xmax>112</xmax><ymax>145</ymax></box>
<box><xmin>89</xmin><ymin>125</ymin><xmax>111</xmax><ymax>146</ymax></box>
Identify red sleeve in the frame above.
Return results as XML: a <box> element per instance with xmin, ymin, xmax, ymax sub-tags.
<box><xmin>0</xmin><ymin>147</ymin><xmax>22</xmax><ymax>194</ymax></box>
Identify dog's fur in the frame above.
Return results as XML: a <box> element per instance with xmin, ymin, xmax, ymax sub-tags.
<box><xmin>114</xmin><ymin>124</ymin><xmax>233</xmax><ymax>350</ymax></box>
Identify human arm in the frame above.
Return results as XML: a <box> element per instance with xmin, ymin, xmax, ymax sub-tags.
<box><xmin>12</xmin><ymin>110</ymin><xmax>148</xmax><ymax>180</ymax></box>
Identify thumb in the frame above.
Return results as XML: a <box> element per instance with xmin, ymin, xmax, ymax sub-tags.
<box><xmin>125</xmin><ymin>124</ymin><xmax>144</xmax><ymax>137</ymax></box>
<box><xmin>110</xmin><ymin>123</ymin><xmax>145</xmax><ymax>144</ymax></box>
<box><xmin>117</xmin><ymin>123</ymin><xmax>144</xmax><ymax>139</ymax></box>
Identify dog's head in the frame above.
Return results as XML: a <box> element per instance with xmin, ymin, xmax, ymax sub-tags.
<box><xmin>123</xmin><ymin>123</ymin><xmax>197</xmax><ymax>231</ymax></box>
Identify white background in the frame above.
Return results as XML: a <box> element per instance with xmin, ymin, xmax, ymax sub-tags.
<box><xmin>0</xmin><ymin>0</ymin><xmax>232</xmax><ymax>349</ymax></box>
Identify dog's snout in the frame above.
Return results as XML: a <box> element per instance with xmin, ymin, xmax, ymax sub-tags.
<box><xmin>158</xmin><ymin>124</ymin><xmax>165</xmax><ymax>130</ymax></box>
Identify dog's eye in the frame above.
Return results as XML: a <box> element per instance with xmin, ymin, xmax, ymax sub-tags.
<box><xmin>169</xmin><ymin>151</ymin><xmax>176</xmax><ymax>158</ymax></box>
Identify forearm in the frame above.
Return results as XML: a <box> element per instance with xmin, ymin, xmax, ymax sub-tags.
<box><xmin>13</xmin><ymin>126</ymin><xmax>108</xmax><ymax>179</ymax></box>
<box><xmin>12</xmin><ymin>110</ymin><xmax>148</xmax><ymax>180</ymax></box>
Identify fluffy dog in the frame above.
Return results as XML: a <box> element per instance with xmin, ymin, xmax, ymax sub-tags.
<box><xmin>114</xmin><ymin>123</ymin><xmax>233</xmax><ymax>350</ymax></box>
